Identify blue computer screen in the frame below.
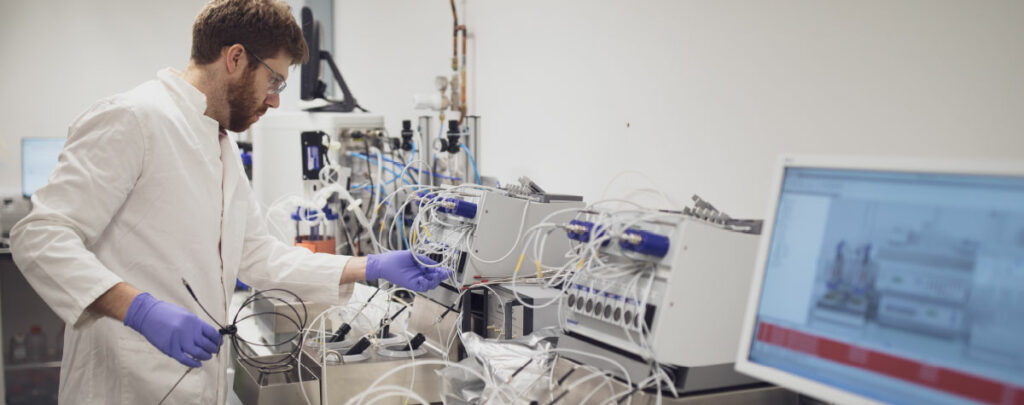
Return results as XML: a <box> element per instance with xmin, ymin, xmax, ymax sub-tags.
<box><xmin>749</xmin><ymin>167</ymin><xmax>1024</xmax><ymax>405</ymax></box>
<box><xmin>21</xmin><ymin>138</ymin><xmax>65</xmax><ymax>197</ymax></box>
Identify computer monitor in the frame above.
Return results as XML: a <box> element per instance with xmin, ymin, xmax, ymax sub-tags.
<box><xmin>21</xmin><ymin>137</ymin><xmax>65</xmax><ymax>198</ymax></box>
<box><xmin>300</xmin><ymin>6</ymin><xmax>357</xmax><ymax>112</ymax></box>
<box><xmin>300</xmin><ymin>6</ymin><xmax>322</xmax><ymax>102</ymax></box>
<box><xmin>736</xmin><ymin>156</ymin><xmax>1024</xmax><ymax>405</ymax></box>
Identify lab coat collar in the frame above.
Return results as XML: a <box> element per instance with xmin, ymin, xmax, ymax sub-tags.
<box><xmin>157</xmin><ymin>67</ymin><xmax>223</xmax><ymax>161</ymax></box>
<box><xmin>157</xmin><ymin>68</ymin><xmax>213</xmax><ymax>120</ymax></box>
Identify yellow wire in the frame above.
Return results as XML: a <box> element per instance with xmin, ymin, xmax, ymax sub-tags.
<box><xmin>513</xmin><ymin>253</ymin><xmax>525</xmax><ymax>274</ymax></box>
<box><xmin>534</xmin><ymin>260</ymin><xmax>544</xmax><ymax>278</ymax></box>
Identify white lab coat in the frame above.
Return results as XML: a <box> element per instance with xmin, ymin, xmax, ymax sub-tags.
<box><xmin>11</xmin><ymin>68</ymin><xmax>353</xmax><ymax>404</ymax></box>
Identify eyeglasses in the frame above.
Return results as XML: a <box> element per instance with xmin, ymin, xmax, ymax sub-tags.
<box><xmin>245</xmin><ymin>47</ymin><xmax>287</xmax><ymax>95</ymax></box>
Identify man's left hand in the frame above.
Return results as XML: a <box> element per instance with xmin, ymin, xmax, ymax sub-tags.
<box><xmin>365</xmin><ymin>250</ymin><xmax>451</xmax><ymax>292</ymax></box>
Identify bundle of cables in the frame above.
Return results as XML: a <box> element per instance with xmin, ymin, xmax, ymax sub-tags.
<box><xmin>158</xmin><ymin>279</ymin><xmax>309</xmax><ymax>405</ymax></box>
<box><xmin>367</xmin><ymin>183</ymin><xmax>486</xmax><ymax>279</ymax></box>
<box><xmin>499</xmin><ymin>204</ymin><xmax>689</xmax><ymax>401</ymax></box>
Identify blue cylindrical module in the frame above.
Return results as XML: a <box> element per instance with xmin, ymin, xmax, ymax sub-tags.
<box><xmin>566</xmin><ymin>220</ymin><xmax>594</xmax><ymax>243</ymax></box>
<box><xmin>619</xmin><ymin>229</ymin><xmax>671</xmax><ymax>258</ymax></box>
<box><xmin>566</xmin><ymin>220</ymin><xmax>609</xmax><ymax>246</ymax></box>
<box><xmin>416</xmin><ymin>191</ymin><xmax>438</xmax><ymax>206</ymax></box>
<box><xmin>442</xmin><ymin>198</ymin><xmax>477</xmax><ymax>219</ymax></box>
<box><xmin>417</xmin><ymin>191</ymin><xmax>475</xmax><ymax>218</ymax></box>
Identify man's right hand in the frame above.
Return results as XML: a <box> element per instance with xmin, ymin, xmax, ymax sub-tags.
<box><xmin>123</xmin><ymin>292</ymin><xmax>223</xmax><ymax>367</ymax></box>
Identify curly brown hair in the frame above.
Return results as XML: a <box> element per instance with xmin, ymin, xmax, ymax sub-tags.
<box><xmin>191</xmin><ymin>0</ymin><xmax>308</xmax><ymax>66</ymax></box>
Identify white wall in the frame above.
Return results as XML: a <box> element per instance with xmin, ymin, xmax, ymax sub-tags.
<box><xmin>330</xmin><ymin>1</ymin><xmax>455</xmax><ymax>127</ymax></box>
<box><xmin>336</xmin><ymin>0</ymin><xmax>1024</xmax><ymax>217</ymax></box>
<box><xmin>3</xmin><ymin>0</ymin><xmax>1022</xmax><ymax>216</ymax></box>
<box><xmin>0</xmin><ymin>0</ymin><xmax>207</xmax><ymax>196</ymax></box>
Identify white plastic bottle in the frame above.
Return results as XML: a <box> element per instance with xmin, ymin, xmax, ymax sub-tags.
<box><xmin>9</xmin><ymin>332</ymin><xmax>27</xmax><ymax>364</ymax></box>
<box><xmin>25</xmin><ymin>325</ymin><xmax>48</xmax><ymax>363</ymax></box>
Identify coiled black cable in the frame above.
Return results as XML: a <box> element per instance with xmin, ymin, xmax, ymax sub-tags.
<box><xmin>159</xmin><ymin>279</ymin><xmax>309</xmax><ymax>404</ymax></box>
<box><xmin>225</xmin><ymin>288</ymin><xmax>308</xmax><ymax>373</ymax></box>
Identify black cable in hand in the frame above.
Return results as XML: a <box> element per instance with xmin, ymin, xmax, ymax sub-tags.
<box><xmin>161</xmin><ymin>279</ymin><xmax>309</xmax><ymax>404</ymax></box>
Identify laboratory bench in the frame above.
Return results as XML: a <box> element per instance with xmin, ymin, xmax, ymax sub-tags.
<box><xmin>2</xmin><ymin>257</ymin><xmax>803</xmax><ymax>405</ymax></box>
<box><xmin>226</xmin><ymin>285</ymin><xmax>805</xmax><ymax>405</ymax></box>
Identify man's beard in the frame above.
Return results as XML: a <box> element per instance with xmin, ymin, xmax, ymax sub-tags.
<box><xmin>226</xmin><ymin>70</ymin><xmax>267</xmax><ymax>132</ymax></box>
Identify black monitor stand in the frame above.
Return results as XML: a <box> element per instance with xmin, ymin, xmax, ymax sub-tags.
<box><xmin>306</xmin><ymin>50</ymin><xmax>358</xmax><ymax>113</ymax></box>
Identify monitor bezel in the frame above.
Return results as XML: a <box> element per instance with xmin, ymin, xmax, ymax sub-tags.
<box><xmin>300</xmin><ymin>6</ymin><xmax>321</xmax><ymax>101</ymax></box>
<box><xmin>734</xmin><ymin>155</ymin><xmax>1024</xmax><ymax>405</ymax></box>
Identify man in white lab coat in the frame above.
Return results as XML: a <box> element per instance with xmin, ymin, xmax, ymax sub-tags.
<box><xmin>10</xmin><ymin>0</ymin><xmax>447</xmax><ymax>403</ymax></box>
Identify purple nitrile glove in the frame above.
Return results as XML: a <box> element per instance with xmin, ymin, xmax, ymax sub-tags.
<box><xmin>425</xmin><ymin>266</ymin><xmax>451</xmax><ymax>285</ymax></box>
<box><xmin>366</xmin><ymin>250</ymin><xmax>453</xmax><ymax>292</ymax></box>
<box><xmin>123</xmin><ymin>292</ymin><xmax>223</xmax><ymax>368</ymax></box>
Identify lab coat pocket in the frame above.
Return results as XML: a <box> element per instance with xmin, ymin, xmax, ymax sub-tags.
<box><xmin>118</xmin><ymin>331</ymin><xmax>207</xmax><ymax>404</ymax></box>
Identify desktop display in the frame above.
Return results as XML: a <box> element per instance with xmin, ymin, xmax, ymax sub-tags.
<box><xmin>21</xmin><ymin>138</ymin><xmax>65</xmax><ymax>198</ymax></box>
<box><xmin>738</xmin><ymin>160</ymin><xmax>1024</xmax><ymax>405</ymax></box>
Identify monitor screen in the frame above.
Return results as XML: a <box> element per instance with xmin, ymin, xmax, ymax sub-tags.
<box><xmin>299</xmin><ymin>1</ymin><xmax>336</xmax><ymax>102</ymax></box>
<box><xmin>746</xmin><ymin>166</ymin><xmax>1024</xmax><ymax>405</ymax></box>
<box><xmin>300</xmin><ymin>6</ymin><xmax>322</xmax><ymax>101</ymax></box>
<box><xmin>21</xmin><ymin>138</ymin><xmax>65</xmax><ymax>197</ymax></box>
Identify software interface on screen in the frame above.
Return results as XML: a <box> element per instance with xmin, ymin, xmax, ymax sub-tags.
<box><xmin>21</xmin><ymin>138</ymin><xmax>64</xmax><ymax>197</ymax></box>
<box><xmin>749</xmin><ymin>167</ymin><xmax>1024</xmax><ymax>405</ymax></box>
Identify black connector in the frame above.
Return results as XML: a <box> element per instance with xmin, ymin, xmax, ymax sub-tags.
<box><xmin>439</xmin><ymin>120</ymin><xmax>461</xmax><ymax>154</ymax></box>
<box><xmin>328</xmin><ymin>323</ymin><xmax>351</xmax><ymax>343</ymax></box>
<box><xmin>400</xmin><ymin>120</ymin><xmax>414</xmax><ymax>151</ymax></box>
<box><xmin>399</xmin><ymin>333</ymin><xmax>426</xmax><ymax>351</ymax></box>
<box><xmin>344</xmin><ymin>337</ymin><xmax>371</xmax><ymax>356</ymax></box>
<box><xmin>377</xmin><ymin>324</ymin><xmax>391</xmax><ymax>339</ymax></box>
<box><xmin>219</xmin><ymin>324</ymin><xmax>237</xmax><ymax>336</ymax></box>
<box><xmin>376</xmin><ymin>304</ymin><xmax>407</xmax><ymax>339</ymax></box>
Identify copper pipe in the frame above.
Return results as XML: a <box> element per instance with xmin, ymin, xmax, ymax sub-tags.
<box><xmin>451</xmin><ymin>1</ymin><xmax>469</xmax><ymax>123</ymax></box>
<box><xmin>450</xmin><ymin>0</ymin><xmax>459</xmax><ymax>68</ymax></box>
